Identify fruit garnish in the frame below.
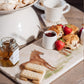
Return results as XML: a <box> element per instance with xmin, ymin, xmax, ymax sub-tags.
<box><xmin>55</xmin><ymin>40</ymin><xmax>65</xmax><ymax>51</ymax></box>
<box><xmin>57</xmin><ymin>24</ymin><xmax>63</xmax><ymax>28</ymax></box>
<box><xmin>78</xmin><ymin>28</ymin><xmax>84</xmax><ymax>37</ymax></box>
<box><xmin>78</xmin><ymin>24</ymin><xmax>84</xmax><ymax>37</ymax></box>
<box><xmin>59</xmin><ymin>39</ymin><xmax>65</xmax><ymax>42</ymax></box>
<box><xmin>66</xmin><ymin>24</ymin><xmax>71</xmax><ymax>28</ymax></box>
<box><xmin>64</xmin><ymin>25</ymin><xmax>72</xmax><ymax>35</ymax></box>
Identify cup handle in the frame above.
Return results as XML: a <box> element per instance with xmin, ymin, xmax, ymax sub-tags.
<box><xmin>62</xmin><ymin>3</ymin><xmax>70</xmax><ymax>14</ymax></box>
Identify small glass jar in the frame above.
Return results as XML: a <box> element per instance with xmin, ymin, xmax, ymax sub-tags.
<box><xmin>0</xmin><ymin>37</ymin><xmax>19</xmax><ymax>67</ymax></box>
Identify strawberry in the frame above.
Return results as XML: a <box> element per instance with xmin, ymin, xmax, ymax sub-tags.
<box><xmin>57</xmin><ymin>24</ymin><xmax>63</xmax><ymax>28</ymax></box>
<box><xmin>78</xmin><ymin>28</ymin><xmax>84</xmax><ymax>37</ymax></box>
<box><xmin>55</xmin><ymin>40</ymin><xmax>65</xmax><ymax>51</ymax></box>
<box><xmin>64</xmin><ymin>25</ymin><xmax>72</xmax><ymax>35</ymax></box>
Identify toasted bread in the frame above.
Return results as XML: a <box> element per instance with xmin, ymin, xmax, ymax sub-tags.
<box><xmin>20</xmin><ymin>63</ymin><xmax>46</xmax><ymax>84</ymax></box>
<box><xmin>20</xmin><ymin>69</ymin><xmax>43</xmax><ymax>81</ymax></box>
<box><xmin>25</xmin><ymin>63</ymin><xmax>46</xmax><ymax>74</ymax></box>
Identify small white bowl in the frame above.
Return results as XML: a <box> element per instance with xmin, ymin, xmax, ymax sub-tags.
<box><xmin>42</xmin><ymin>30</ymin><xmax>57</xmax><ymax>49</ymax></box>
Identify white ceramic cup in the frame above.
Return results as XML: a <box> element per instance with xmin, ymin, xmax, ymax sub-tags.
<box><xmin>44</xmin><ymin>0</ymin><xmax>70</xmax><ymax>22</ymax></box>
<box><xmin>42</xmin><ymin>30</ymin><xmax>57</xmax><ymax>49</ymax></box>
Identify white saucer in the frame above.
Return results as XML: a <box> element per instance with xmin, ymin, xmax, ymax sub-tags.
<box><xmin>41</xmin><ymin>14</ymin><xmax>68</xmax><ymax>27</ymax></box>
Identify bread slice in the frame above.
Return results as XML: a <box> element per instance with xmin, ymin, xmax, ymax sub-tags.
<box><xmin>20</xmin><ymin>76</ymin><xmax>40</xmax><ymax>84</ymax></box>
<box><xmin>25</xmin><ymin>63</ymin><xmax>46</xmax><ymax>74</ymax></box>
<box><xmin>20</xmin><ymin>76</ymin><xmax>28</xmax><ymax>81</ymax></box>
<box><xmin>20</xmin><ymin>69</ymin><xmax>43</xmax><ymax>81</ymax></box>
<box><xmin>20</xmin><ymin>68</ymin><xmax>46</xmax><ymax>84</ymax></box>
<box><xmin>33</xmin><ymin>80</ymin><xmax>40</xmax><ymax>84</ymax></box>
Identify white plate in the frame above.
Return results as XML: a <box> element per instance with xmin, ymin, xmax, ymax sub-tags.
<box><xmin>0</xmin><ymin>39</ymin><xmax>84</xmax><ymax>84</ymax></box>
<box><xmin>0</xmin><ymin>0</ymin><xmax>38</xmax><ymax>15</ymax></box>
<box><xmin>34</xmin><ymin>0</ymin><xmax>45</xmax><ymax>11</ymax></box>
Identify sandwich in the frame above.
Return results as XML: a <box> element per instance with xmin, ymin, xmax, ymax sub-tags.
<box><xmin>63</xmin><ymin>34</ymin><xmax>80</xmax><ymax>49</ymax></box>
<box><xmin>20</xmin><ymin>69</ymin><xmax>44</xmax><ymax>84</ymax></box>
<box><xmin>24</xmin><ymin>63</ymin><xmax>46</xmax><ymax>74</ymax></box>
<box><xmin>20</xmin><ymin>63</ymin><xmax>46</xmax><ymax>84</ymax></box>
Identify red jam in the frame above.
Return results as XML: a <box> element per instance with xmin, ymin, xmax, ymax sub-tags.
<box><xmin>45</xmin><ymin>32</ymin><xmax>56</xmax><ymax>37</ymax></box>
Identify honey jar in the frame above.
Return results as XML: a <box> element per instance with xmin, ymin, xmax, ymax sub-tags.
<box><xmin>0</xmin><ymin>37</ymin><xmax>19</xmax><ymax>67</ymax></box>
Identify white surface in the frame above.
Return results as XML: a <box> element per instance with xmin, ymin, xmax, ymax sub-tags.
<box><xmin>0</xmin><ymin>39</ymin><xmax>83</xmax><ymax>84</ymax></box>
<box><xmin>41</xmin><ymin>14</ymin><xmax>68</xmax><ymax>27</ymax></box>
<box><xmin>0</xmin><ymin>7</ymin><xmax>40</xmax><ymax>45</ymax></box>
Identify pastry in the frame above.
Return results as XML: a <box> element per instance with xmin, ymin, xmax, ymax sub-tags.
<box><xmin>17</xmin><ymin>0</ymin><xmax>34</xmax><ymax>8</ymax></box>
<box><xmin>63</xmin><ymin>34</ymin><xmax>80</xmax><ymax>49</ymax></box>
<box><xmin>0</xmin><ymin>0</ymin><xmax>35</xmax><ymax>10</ymax></box>
<box><xmin>48</xmin><ymin>25</ymin><xmax>64</xmax><ymax>39</ymax></box>
<box><xmin>0</xmin><ymin>0</ymin><xmax>18</xmax><ymax>10</ymax></box>
<box><xmin>69</xmin><ymin>24</ymin><xmax>79</xmax><ymax>34</ymax></box>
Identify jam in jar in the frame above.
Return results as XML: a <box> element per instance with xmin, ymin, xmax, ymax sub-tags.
<box><xmin>0</xmin><ymin>37</ymin><xmax>19</xmax><ymax>67</ymax></box>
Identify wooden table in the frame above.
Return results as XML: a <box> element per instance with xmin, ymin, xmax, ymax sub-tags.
<box><xmin>0</xmin><ymin>6</ymin><xmax>84</xmax><ymax>84</ymax></box>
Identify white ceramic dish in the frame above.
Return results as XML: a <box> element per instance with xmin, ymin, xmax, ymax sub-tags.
<box><xmin>0</xmin><ymin>0</ymin><xmax>41</xmax><ymax>46</ymax></box>
<box><xmin>0</xmin><ymin>39</ymin><xmax>83</xmax><ymax>84</ymax></box>
<box><xmin>0</xmin><ymin>7</ymin><xmax>40</xmax><ymax>45</ymax></box>
<box><xmin>0</xmin><ymin>0</ymin><xmax>38</xmax><ymax>15</ymax></box>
